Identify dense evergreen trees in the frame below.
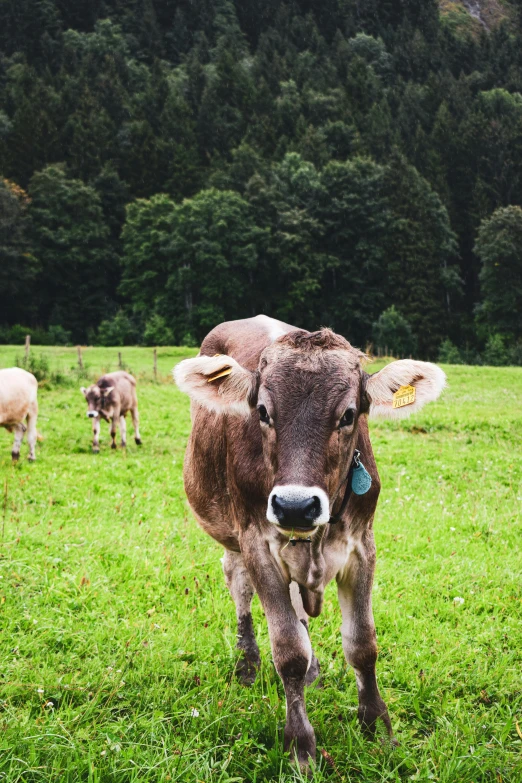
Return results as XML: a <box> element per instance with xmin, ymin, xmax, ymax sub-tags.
<box><xmin>1</xmin><ymin>0</ymin><xmax>521</xmax><ymax>360</ymax></box>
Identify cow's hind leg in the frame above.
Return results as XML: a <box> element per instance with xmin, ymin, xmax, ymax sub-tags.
<box><xmin>11</xmin><ymin>423</ymin><xmax>26</xmax><ymax>462</ymax></box>
<box><xmin>289</xmin><ymin>582</ymin><xmax>321</xmax><ymax>687</ymax></box>
<box><xmin>26</xmin><ymin>405</ymin><xmax>37</xmax><ymax>461</ymax></box>
<box><xmin>222</xmin><ymin>550</ymin><xmax>261</xmax><ymax>685</ymax></box>
<box><xmin>120</xmin><ymin>415</ymin><xmax>127</xmax><ymax>448</ymax></box>
<box><xmin>131</xmin><ymin>406</ymin><xmax>142</xmax><ymax>445</ymax></box>
<box><xmin>110</xmin><ymin>414</ymin><xmax>118</xmax><ymax>449</ymax></box>
<box><xmin>337</xmin><ymin>541</ymin><xmax>395</xmax><ymax>743</ymax></box>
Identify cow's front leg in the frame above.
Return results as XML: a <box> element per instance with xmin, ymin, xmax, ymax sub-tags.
<box><xmin>244</xmin><ymin>540</ymin><xmax>316</xmax><ymax>767</ymax></box>
<box><xmin>289</xmin><ymin>582</ymin><xmax>321</xmax><ymax>687</ymax></box>
<box><xmin>337</xmin><ymin>536</ymin><xmax>395</xmax><ymax>742</ymax></box>
<box><xmin>222</xmin><ymin>550</ymin><xmax>260</xmax><ymax>684</ymax></box>
<box><xmin>92</xmin><ymin>417</ymin><xmax>100</xmax><ymax>453</ymax></box>
<box><xmin>11</xmin><ymin>423</ymin><xmax>26</xmax><ymax>461</ymax></box>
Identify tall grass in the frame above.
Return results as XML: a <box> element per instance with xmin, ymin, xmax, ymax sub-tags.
<box><xmin>0</xmin><ymin>349</ymin><xmax>521</xmax><ymax>781</ymax></box>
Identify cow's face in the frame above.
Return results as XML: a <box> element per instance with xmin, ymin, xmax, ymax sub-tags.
<box><xmin>80</xmin><ymin>384</ymin><xmax>115</xmax><ymax>421</ymax></box>
<box><xmin>256</xmin><ymin>334</ymin><xmax>364</xmax><ymax>532</ymax></box>
<box><xmin>174</xmin><ymin>329</ymin><xmax>445</xmax><ymax>534</ymax></box>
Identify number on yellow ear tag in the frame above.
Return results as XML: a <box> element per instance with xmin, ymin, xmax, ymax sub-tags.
<box><xmin>392</xmin><ymin>384</ymin><xmax>416</xmax><ymax>409</ymax></box>
<box><xmin>207</xmin><ymin>367</ymin><xmax>232</xmax><ymax>383</ymax></box>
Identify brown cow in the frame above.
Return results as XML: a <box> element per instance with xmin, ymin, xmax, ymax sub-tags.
<box><xmin>174</xmin><ymin>314</ymin><xmax>446</xmax><ymax>767</ymax></box>
<box><xmin>0</xmin><ymin>367</ymin><xmax>38</xmax><ymax>461</ymax></box>
<box><xmin>81</xmin><ymin>371</ymin><xmax>142</xmax><ymax>453</ymax></box>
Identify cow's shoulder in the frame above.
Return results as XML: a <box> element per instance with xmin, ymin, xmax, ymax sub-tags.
<box><xmin>200</xmin><ymin>315</ymin><xmax>299</xmax><ymax>371</ymax></box>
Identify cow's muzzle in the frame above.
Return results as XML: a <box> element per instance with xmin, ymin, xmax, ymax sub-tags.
<box><xmin>87</xmin><ymin>411</ymin><xmax>99</xmax><ymax>418</ymax></box>
<box><xmin>266</xmin><ymin>485</ymin><xmax>330</xmax><ymax>529</ymax></box>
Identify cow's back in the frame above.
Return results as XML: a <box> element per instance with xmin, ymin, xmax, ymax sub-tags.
<box><xmin>200</xmin><ymin>315</ymin><xmax>296</xmax><ymax>369</ymax></box>
<box><xmin>100</xmin><ymin>371</ymin><xmax>137</xmax><ymax>413</ymax></box>
<box><xmin>0</xmin><ymin>368</ymin><xmax>38</xmax><ymax>426</ymax></box>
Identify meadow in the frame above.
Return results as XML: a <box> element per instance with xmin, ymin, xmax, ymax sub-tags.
<box><xmin>0</xmin><ymin>345</ymin><xmax>521</xmax><ymax>782</ymax></box>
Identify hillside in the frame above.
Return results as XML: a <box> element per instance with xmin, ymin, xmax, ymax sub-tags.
<box><xmin>1</xmin><ymin>0</ymin><xmax>522</xmax><ymax>362</ymax></box>
<box><xmin>440</xmin><ymin>0</ymin><xmax>514</xmax><ymax>32</ymax></box>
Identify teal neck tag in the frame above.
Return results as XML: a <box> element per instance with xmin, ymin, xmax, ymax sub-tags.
<box><xmin>351</xmin><ymin>462</ymin><xmax>372</xmax><ymax>495</ymax></box>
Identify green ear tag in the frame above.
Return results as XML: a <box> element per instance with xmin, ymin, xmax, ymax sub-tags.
<box><xmin>351</xmin><ymin>462</ymin><xmax>372</xmax><ymax>495</ymax></box>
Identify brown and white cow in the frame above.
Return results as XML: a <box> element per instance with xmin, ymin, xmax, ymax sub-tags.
<box><xmin>81</xmin><ymin>371</ymin><xmax>142</xmax><ymax>453</ymax></box>
<box><xmin>0</xmin><ymin>367</ymin><xmax>38</xmax><ymax>461</ymax></box>
<box><xmin>174</xmin><ymin>314</ymin><xmax>445</xmax><ymax>767</ymax></box>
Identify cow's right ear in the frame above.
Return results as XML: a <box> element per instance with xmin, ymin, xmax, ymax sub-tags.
<box><xmin>80</xmin><ymin>387</ymin><xmax>88</xmax><ymax>397</ymax></box>
<box><xmin>173</xmin><ymin>354</ymin><xmax>258</xmax><ymax>417</ymax></box>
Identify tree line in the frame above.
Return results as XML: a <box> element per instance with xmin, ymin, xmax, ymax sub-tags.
<box><xmin>1</xmin><ymin>0</ymin><xmax>521</xmax><ymax>363</ymax></box>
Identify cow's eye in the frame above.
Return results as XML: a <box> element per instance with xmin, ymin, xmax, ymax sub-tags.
<box><xmin>258</xmin><ymin>405</ymin><xmax>270</xmax><ymax>424</ymax></box>
<box><xmin>339</xmin><ymin>409</ymin><xmax>355</xmax><ymax>428</ymax></box>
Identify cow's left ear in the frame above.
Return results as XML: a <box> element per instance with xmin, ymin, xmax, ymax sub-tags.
<box><xmin>173</xmin><ymin>354</ymin><xmax>258</xmax><ymax>417</ymax></box>
<box><xmin>80</xmin><ymin>387</ymin><xmax>88</xmax><ymax>397</ymax></box>
<box><xmin>101</xmin><ymin>386</ymin><xmax>114</xmax><ymax>395</ymax></box>
<box><xmin>363</xmin><ymin>360</ymin><xmax>446</xmax><ymax>419</ymax></box>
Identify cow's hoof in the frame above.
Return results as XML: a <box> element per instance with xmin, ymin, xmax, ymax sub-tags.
<box><xmin>135</xmin><ymin>438</ymin><xmax>142</xmax><ymax>446</ymax></box>
<box><xmin>358</xmin><ymin>701</ymin><xmax>396</xmax><ymax>744</ymax></box>
<box><xmin>11</xmin><ymin>453</ymin><xmax>20</xmax><ymax>463</ymax></box>
<box><xmin>285</xmin><ymin>726</ymin><xmax>316</xmax><ymax>771</ymax></box>
<box><xmin>235</xmin><ymin>654</ymin><xmax>260</xmax><ymax>686</ymax></box>
<box><xmin>92</xmin><ymin>448</ymin><xmax>100</xmax><ymax>454</ymax></box>
<box><xmin>111</xmin><ymin>442</ymin><xmax>117</xmax><ymax>450</ymax></box>
<box><xmin>121</xmin><ymin>442</ymin><xmax>126</xmax><ymax>449</ymax></box>
<box><xmin>27</xmin><ymin>456</ymin><xmax>36</xmax><ymax>462</ymax></box>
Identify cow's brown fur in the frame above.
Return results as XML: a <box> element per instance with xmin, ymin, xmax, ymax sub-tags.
<box><xmin>175</xmin><ymin>315</ymin><xmax>445</xmax><ymax>767</ymax></box>
<box><xmin>0</xmin><ymin>368</ymin><xmax>38</xmax><ymax>461</ymax></box>
<box><xmin>81</xmin><ymin>371</ymin><xmax>141</xmax><ymax>452</ymax></box>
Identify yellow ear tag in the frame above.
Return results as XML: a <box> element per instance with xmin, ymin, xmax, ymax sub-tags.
<box><xmin>207</xmin><ymin>367</ymin><xmax>232</xmax><ymax>383</ymax></box>
<box><xmin>392</xmin><ymin>384</ymin><xmax>416</xmax><ymax>409</ymax></box>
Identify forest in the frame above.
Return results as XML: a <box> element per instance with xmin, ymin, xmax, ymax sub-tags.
<box><xmin>1</xmin><ymin>0</ymin><xmax>522</xmax><ymax>362</ymax></box>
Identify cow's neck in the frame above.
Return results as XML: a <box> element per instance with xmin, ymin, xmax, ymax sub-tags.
<box><xmin>270</xmin><ymin>525</ymin><xmax>329</xmax><ymax>593</ymax></box>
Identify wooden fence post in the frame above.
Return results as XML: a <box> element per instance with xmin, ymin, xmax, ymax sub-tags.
<box><xmin>77</xmin><ymin>345</ymin><xmax>83</xmax><ymax>370</ymax></box>
<box><xmin>118</xmin><ymin>351</ymin><xmax>122</xmax><ymax>369</ymax></box>
<box><xmin>153</xmin><ymin>348</ymin><xmax>157</xmax><ymax>381</ymax></box>
<box><xmin>24</xmin><ymin>334</ymin><xmax>30</xmax><ymax>365</ymax></box>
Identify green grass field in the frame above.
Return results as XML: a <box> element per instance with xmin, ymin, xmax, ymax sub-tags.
<box><xmin>0</xmin><ymin>346</ymin><xmax>521</xmax><ymax>782</ymax></box>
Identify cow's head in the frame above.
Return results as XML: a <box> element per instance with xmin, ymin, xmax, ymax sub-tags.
<box><xmin>80</xmin><ymin>383</ymin><xmax>115</xmax><ymax>421</ymax></box>
<box><xmin>174</xmin><ymin>330</ymin><xmax>445</xmax><ymax>535</ymax></box>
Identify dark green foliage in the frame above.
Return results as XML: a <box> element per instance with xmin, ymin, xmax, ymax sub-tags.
<box><xmin>0</xmin><ymin>179</ymin><xmax>39</xmax><ymax>326</ymax></box>
<box><xmin>163</xmin><ymin>188</ymin><xmax>267</xmax><ymax>339</ymax></box>
<box><xmin>28</xmin><ymin>165</ymin><xmax>115</xmax><ymax>342</ymax></box>
<box><xmin>373</xmin><ymin>306</ymin><xmax>417</xmax><ymax>358</ymax></box>
<box><xmin>482</xmin><ymin>333</ymin><xmax>511</xmax><ymax>367</ymax></box>
<box><xmin>1</xmin><ymin>0</ymin><xmax>521</xmax><ymax>362</ymax></box>
<box><xmin>474</xmin><ymin>206</ymin><xmax>522</xmax><ymax>343</ymax></box>
<box><xmin>143</xmin><ymin>314</ymin><xmax>175</xmax><ymax>346</ymax></box>
<box><xmin>384</xmin><ymin>153</ymin><xmax>459</xmax><ymax>358</ymax></box>
<box><xmin>96</xmin><ymin>310</ymin><xmax>139</xmax><ymax>346</ymax></box>
<box><xmin>438</xmin><ymin>338</ymin><xmax>463</xmax><ymax>365</ymax></box>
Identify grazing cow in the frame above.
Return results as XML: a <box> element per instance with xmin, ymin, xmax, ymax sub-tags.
<box><xmin>81</xmin><ymin>371</ymin><xmax>142</xmax><ymax>453</ymax></box>
<box><xmin>174</xmin><ymin>315</ymin><xmax>446</xmax><ymax>767</ymax></box>
<box><xmin>0</xmin><ymin>367</ymin><xmax>38</xmax><ymax>461</ymax></box>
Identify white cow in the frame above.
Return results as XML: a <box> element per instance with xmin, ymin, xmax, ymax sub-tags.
<box><xmin>0</xmin><ymin>368</ymin><xmax>38</xmax><ymax>461</ymax></box>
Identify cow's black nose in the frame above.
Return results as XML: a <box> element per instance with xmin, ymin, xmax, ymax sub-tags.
<box><xmin>271</xmin><ymin>495</ymin><xmax>321</xmax><ymax>529</ymax></box>
<box><xmin>87</xmin><ymin>412</ymin><xmax>96</xmax><ymax>418</ymax></box>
